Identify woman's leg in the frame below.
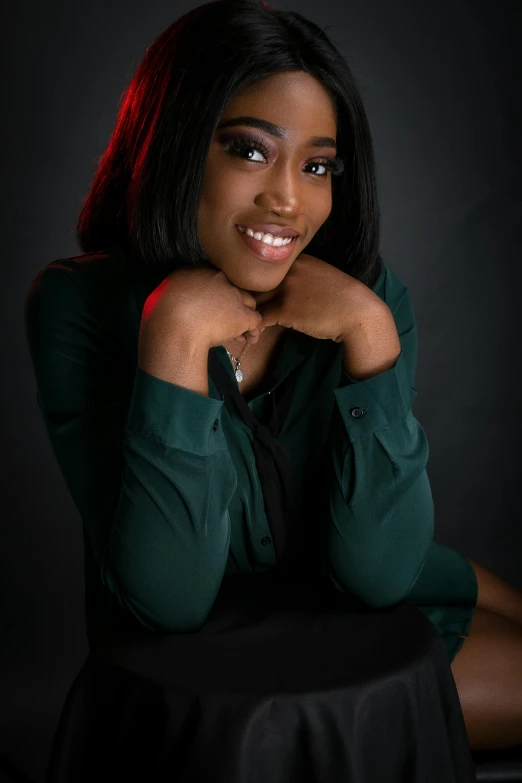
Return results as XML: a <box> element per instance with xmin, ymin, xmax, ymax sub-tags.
<box><xmin>469</xmin><ymin>557</ymin><xmax>522</xmax><ymax>627</ymax></box>
<box><xmin>450</xmin><ymin>607</ymin><xmax>522</xmax><ymax>749</ymax></box>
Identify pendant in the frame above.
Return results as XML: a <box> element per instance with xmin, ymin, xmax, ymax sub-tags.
<box><xmin>235</xmin><ymin>366</ymin><xmax>243</xmax><ymax>383</ymax></box>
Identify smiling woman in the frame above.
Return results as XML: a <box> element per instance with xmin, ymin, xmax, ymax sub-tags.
<box><xmin>198</xmin><ymin>70</ymin><xmax>340</xmax><ymax>290</ymax></box>
<box><xmin>74</xmin><ymin>2</ymin><xmax>381</xmax><ymax>289</ymax></box>
<box><xmin>24</xmin><ymin>0</ymin><xmax>522</xmax><ymax>763</ymax></box>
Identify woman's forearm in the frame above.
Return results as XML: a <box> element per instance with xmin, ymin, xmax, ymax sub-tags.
<box><xmin>341</xmin><ymin>303</ymin><xmax>402</xmax><ymax>382</ymax></box>
<box><xmin>138</xmin><ymin>327</ymin><xmax>210</xmax><ymax>397</ymax></box>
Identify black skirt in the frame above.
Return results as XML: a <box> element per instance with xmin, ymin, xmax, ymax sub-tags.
<box><xmin>46</xmin><ymin>569</ymin><xmax>477</xmax><ymax>783</ymax></box>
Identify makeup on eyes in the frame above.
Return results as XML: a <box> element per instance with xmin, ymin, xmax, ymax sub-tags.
<box><xmin>219</xmin><ymin>131</ymin><xmax>345</xmax><ymax>177</ymax></box>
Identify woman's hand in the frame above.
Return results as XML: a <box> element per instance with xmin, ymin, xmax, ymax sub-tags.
<box><xmin>139</xmin><ymin>264</ymin><xmax>264</xmax><ymax>354</ymax></box>
<box><xmin>254</xmin><ymin>253</ymin><xmax>386</xmax><ymax>342</ymax></box>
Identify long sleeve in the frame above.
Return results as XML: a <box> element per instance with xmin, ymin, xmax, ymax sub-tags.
<box><xmin>24</xmin><ymin>265</ymin><xmax>236</xmax><ymax>632</ymax></box>
<box><xmin>323</xmin><ymin>276</ymin><xmax>434</xmax><ymax>608</ymax></box>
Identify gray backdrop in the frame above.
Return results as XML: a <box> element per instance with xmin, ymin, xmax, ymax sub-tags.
<box><xmin>2</xmin><ymin>0</ymin><xmax>521</xmax><ymax>780</ymax></box>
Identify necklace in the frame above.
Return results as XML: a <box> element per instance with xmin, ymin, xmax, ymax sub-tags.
<box><xmin>225</xmin><ymin>342</ymin><xmax>250</xmax><ymax>383</ymax></box>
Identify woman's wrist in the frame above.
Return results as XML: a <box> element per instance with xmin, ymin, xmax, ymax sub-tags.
<box><xmin>138</xmin><ymin>329</ymin><xmax>211</xmax><ymax>396</ymax></box>
<box><xmin>340</xmin><ymin>305</ymin><xmax>401</xmax><ymax>381</ymax></box>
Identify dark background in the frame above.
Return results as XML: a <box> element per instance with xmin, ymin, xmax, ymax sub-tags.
<box><xmin>2</xmin><ymin>1</ymin><xmax>521</xmax><ymax>780</ymax></box>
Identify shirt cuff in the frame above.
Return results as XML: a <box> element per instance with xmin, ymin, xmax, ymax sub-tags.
<box><xmin>125</xmin><ymin>365</ymin><xmax>228</xmax><ymax>455</ymax></box>
<box><xmin>334</xmin><ymin>350</ymin><xmax>414</xmax><ymax>434</ymax></box>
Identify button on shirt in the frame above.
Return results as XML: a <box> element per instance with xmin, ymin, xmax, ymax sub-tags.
<box><xmin>24</xmin><ymin>245</ymin><xmax>478</xmax><ymax>662</ymax></box>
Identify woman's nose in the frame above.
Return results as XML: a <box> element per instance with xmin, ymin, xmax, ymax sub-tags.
<box><xmin>254</xmin><ymin>170</ymin><xmax>307</xmax><ymax>217</ymax></box>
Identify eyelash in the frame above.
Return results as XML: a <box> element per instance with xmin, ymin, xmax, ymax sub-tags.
<box><xmin>223</xmin><ymin>135</ymin><xmax>345</xmax><ymax>178</ymax></box>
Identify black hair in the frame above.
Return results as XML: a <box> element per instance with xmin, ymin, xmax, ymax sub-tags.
<box><xmin>76</xmin><ymin>0</ymin><xmax>382</xmax><ymax>288</ymax></box>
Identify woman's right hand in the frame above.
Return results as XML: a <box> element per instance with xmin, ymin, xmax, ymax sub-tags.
<box><xmin>139</xmin><ymin>264</ymin><xmax>265</xmax><ymax>353</ymax></box>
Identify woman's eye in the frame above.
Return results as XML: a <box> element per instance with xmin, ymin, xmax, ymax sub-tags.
<box><xmin>239</xmin><ymin>146</ymin><xmax>265</xmax><ymax>162</ymax></box>
<box><xmin>224</xmin><ymin>138</ymin><xmax>270</xmax><ymax>164</ymax></box>
<box><xmin>307</xmin><ymin>161</ymin><xmax>329</xmax><ymax>177</ymax></box>
<box><xmin>223</xmin><ymin>136</ymin><xmax>343</xmax><ymax>178</ymax></box>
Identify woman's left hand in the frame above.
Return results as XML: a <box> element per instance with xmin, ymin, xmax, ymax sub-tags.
<box><xmin>254</xmin><ymin>253</ymin><xmax>385</xmax><ymax>342</ymax></box>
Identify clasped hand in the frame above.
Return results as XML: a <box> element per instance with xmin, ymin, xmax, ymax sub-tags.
<box><xmin>252</xmin><ymin>253</ymin><xmax>386</xmax><ymax>343</ymax></box>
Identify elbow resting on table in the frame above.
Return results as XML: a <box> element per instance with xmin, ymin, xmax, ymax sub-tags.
<box><xmin>101</xmin><ymin>553</ymin><xmax>225</xmax><ymax>634</ymax></box>
<box><xmin>327</xmin><ymin>458</ymin><xmax>435</xmax><ymax>609</ymax></box>
<box><xmin>326</xmin><ymin>543</ymin><xmax>432</xmax><ymax>610</ymax></box>
<box><xmin>114</xmin><ymin>580</ymin><xmax>217</xmax><ymax>633</ymax></box>
<box><xmin>328</xmin><ymin>567</ymin><xmax>427</xmax><ymax>610</ymax></box>
<box><xmin>128</xmin><ymin>604</ymin><xmax>212</xmax><ymax>634</ymax></box>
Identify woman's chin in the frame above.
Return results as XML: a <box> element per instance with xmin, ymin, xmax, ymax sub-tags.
<box><xmin>248</xmin><ymin>289</ymin><xmax>277</xmax><ymax>304</ymax></box>
<box><xmin>229</xmin><ymin>274</ymin><xmax>280</xmax><ymax>296</ymax></box>
<box><xmin>205</xmin><ymin>258</ymin><xmax>284</xmax><ymax>296</ymax></box>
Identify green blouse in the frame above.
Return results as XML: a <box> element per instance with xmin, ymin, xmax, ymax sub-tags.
<box><xmin>24</xmin><ymin>246</ymin><xmax>478</xmax><ymax>661</ymax></box>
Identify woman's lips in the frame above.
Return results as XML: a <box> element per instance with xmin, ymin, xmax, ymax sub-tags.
<box><xmin>235</xmin><ymin>225</ymin><xmax>298</xmax><ymax>264</ymax></box>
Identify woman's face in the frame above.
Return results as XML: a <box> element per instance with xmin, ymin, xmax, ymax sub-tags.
<box><xmin>198</xmin><ymin>70</ymin><xmax>338</xmax><ymax>298</ymax></box>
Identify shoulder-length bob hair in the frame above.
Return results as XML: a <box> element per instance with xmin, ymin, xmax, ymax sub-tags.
<box><xmin>77</xmin><ymin>0</ymin><xmax>382</xmax><ymax>288</ymax></box>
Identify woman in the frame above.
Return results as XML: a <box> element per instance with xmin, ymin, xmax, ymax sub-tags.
<box><xmin>24</xmin><ymin>0</ymin><xmax>522</xmax><ymax>751</ymax></box>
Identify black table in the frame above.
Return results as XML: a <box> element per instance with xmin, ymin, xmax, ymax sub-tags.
<box><xmin>45</xmin><ymin>571</ymin><xmax>477</xmax><ymax>782</ymax></box>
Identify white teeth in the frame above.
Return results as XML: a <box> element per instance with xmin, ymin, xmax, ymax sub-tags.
<box><xmin>238</xmin><ymin>225</ymin><xmax>294</xmax><ymax>247</ymax></box>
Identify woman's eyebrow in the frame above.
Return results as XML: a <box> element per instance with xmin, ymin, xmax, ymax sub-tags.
<box><xmin>217</xmin><ymin>115</ymin><xmax>337</xmax><ymax>149</ymax></box>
